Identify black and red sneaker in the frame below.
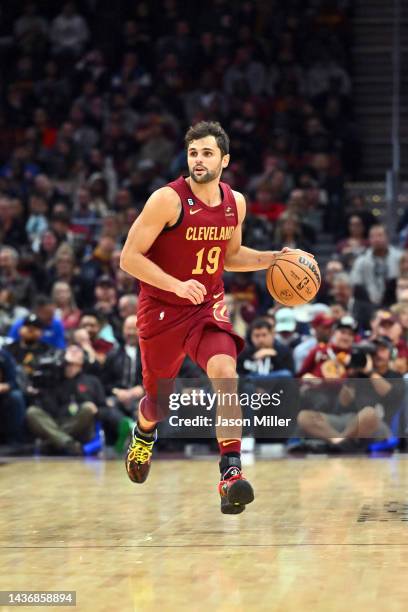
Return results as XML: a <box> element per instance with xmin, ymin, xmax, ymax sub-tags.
<box><xmin>218</xmin><ymin>456</ymin><xmax>255</xmax><ymax>514</ymax></box>
<box><xmin>125</xmin><ymin>426</ymin><xmax>157</xmax><ymax>484</ymax></box>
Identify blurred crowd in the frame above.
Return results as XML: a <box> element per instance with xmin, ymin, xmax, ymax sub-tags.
<box><xmin>0</xmin><ymin>1</ymin><xmax>407</xmax><ymax>455</ymax></box>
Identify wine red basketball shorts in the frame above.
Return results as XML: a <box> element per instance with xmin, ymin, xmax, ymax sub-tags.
<box><xmin>137</xmin><ymin>290</ymin><xmax>244</xmax><ymax>399</ymax></box>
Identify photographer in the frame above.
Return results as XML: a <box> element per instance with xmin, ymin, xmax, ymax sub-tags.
<box><xmin>291</xmin><ymin>316</ymin><xmax>356</xmax><ymax>451</ymax></box>
<box><xmin>297</xmin><ymin>337</ymin><xmax>404</xmax><ymax>451</ymax></box>
<box><xmin>6</xmin><ymin>314</ymin><xmax>57</xmax><ymax>399</ymax></box>
<box><xmin>25</xmin><ymin>344</ymin><xmax>104</xmax><ymax>455</ymax></box>
<box><xmin>333</xmin><ymin>337</ymin><xmax>405</xmax><ymax>449</ymax></box>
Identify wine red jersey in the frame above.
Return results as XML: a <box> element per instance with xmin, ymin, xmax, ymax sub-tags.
<box><xmin>140</xmin><ymin>176</ymin><xmax>239</xmax><ymax>305</ymax></box>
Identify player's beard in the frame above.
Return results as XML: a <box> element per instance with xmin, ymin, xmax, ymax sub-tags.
<box><xmin>190</xmin><ymin>163</ymin><xmax>222</xmax><ymax>184</ymax></box>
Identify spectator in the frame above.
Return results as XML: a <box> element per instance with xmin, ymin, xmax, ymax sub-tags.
<box><xmin>8</xmin><ymin>295</ymin><xmax>66</xmax><ymax>349</ymax></box>
<box><xmin>372</xmin><ymin>311</ymin><xmax>408</xmax><ymax>374</ymax></box>
<box><xmin>275</xmin><ymin>308</ymin><xmax>303</xmax><ymax>350</ymax></box>
<box><xmin>386</xmin><ymin>250</ymin><xmax>408</xmax><ymax>304</ymax></box>
<box><xmin>399</xmin><ymin>250</ymin><xmax>408</xmax><ymax>278</ymax></box>
<box><xmin>50</xmin><ymin>2</ymin><xmax>89</xmax><ymax>59</ymax></box>
<box><xmin>224</xmin><ymin>47</ymin><xmax>266</xmax><ymax>97</ymax></box>
<box><xmin>330</xmin><ymin>302</ymin><xmax>348</xmax><ymax>322</ymax></box>
<box><xmin>79</xmin><ymin>235</ymin><xmax>116</xmax><ymax>307</ymax></box>
<box><xmin>6</xmin><ymin>313</ymin><xmax>54</xmax><ymax>380</ymax></box>
<box><xmin>298</xmin><ymin>315</ymin><xmax>356</xmax><ymax>379</ymax></box>
<box><xmin>0</xmin><ymin>348</ymin><xmax>26</xmax><ymax>445</ymax></box>
<box><xmin>118</xmin><ymin>294</ymin><xmax>138</xmax><ymax>322</ymax></box>
<box><xmin>102</xmin><ymin>315</ymin><xmax>143</xmax><ymax>419</ymax></box>
<box><xmin>238</xmin><ymin>318</ymin><xmax>294</xmax><ymax>384</ymax></box>
<box><xmin>36</xmin><ymin>230</ymin><xmax>59</xmax><ymax>271</ymax></box>
<box><xmin>294</xmin><ymin>313</ymin><xmax>336</xmax><ymax>373</ymax></box>
<box><xmin>94</xmin><ymin>275</ymin><xmax>121</xmax><ymax>340</ymax></box>
<box><xmin>294</xmin><ymin>316</ymin><xmax>356</xmax><ymax>448</ymax></box>
<box><xmin>395</xmin><ymin>277</ymin><xmax>408</xmax><ymax>304</ymax></box>
<box><xmin>76</xmin><ymin>311</ymin><xmax>114</xmax><ymax>364</ymax></box>
<box><xmin>25</xmin><ymin>193</ymin><xmax>49</xmax><ymax>252</ymax></box>
<box><xmin>0</xmin><ymin>288</ymin><xmax>29</xmax><ymax>337</ymax></box>
<box><xmin>272</xmin><ymin>211</ymin><xmax>312</xmax><ymax>252</ymax></box>
<box><xmin>25</xmin><ymin>344</ymin><xmax>101</xmax><ymax>455</ymax></box>
<box><xmin>336</xmin><ymin>214</ymin><xmax>369</xmax><ymax>269</ymax></box>
<box><xmin>391</xmin><ymin>303</ymin><xmax>408</xmax><ymax>345</ymax></box>
<box><xmin>0</xmin><ymin>196</ymin><xmax>28</xmax><ymax>250</ymax></box>
<box><xmin>298</xmin><ymin>337</ymin><xmax>404</xmax><ymax>452</ymax></box>
<box><xmin>51</xmin><ymin>281</ymin><xmax>81</xmax><ymax>331</ymax></box>
<box><xmin>0</xmin><ymin>246</ymin><xmax>36</xmax><ymax>308</ymax></box>
<box><xmin>330</xmin><ymin>272</ymin><xmax>374</xmax><ymax>331</ymax></box>
<box><xmin>34</xmin><ymin>63</ymin><xmax>71</xmax><ymax>124</ymax></box>
<box><xmin>316</xmin><ymin>258</ymin><xmax>344</xmax><ymax>304</ymax></box>
<box><xmin>44</xmin><ymin>244</ymin><xmax>80</xmax><ymax>294</ymax></box>
<box><xmin>248</xmin><ymin>185</ymin><xmax>285</xmax><ymax>223</ymax></box>
<box><xmin>14</xmin><ymin>3</ymin><xmax>49</xmax><ymax>57</ymax></box>
<box><xmin>350</xmin><ymin>224</ymin><xmax>402</xmax><ymax>306</ymax></box>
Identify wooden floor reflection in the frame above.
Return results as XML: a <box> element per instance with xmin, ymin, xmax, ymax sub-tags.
<box><xmin>2</xmin><ymin>455</ymin><xmax>408</xmax><ymax>611</ymax></box>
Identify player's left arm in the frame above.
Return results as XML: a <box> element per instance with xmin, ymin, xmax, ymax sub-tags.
<box><xmin>224</xmin><ymin>192</ymin><xmax>300</xmax><ymax>272</ymax></box>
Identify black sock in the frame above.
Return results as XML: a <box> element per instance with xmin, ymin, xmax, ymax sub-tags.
<box><xmin>220</xmin><ymin>454</ymin><xmax>242</xmax><ymax>479</ymax></box>
<box><xmin>135</xmin><ymin>421</ymin><xmax>156</xmax><ymax>442</ymax></box>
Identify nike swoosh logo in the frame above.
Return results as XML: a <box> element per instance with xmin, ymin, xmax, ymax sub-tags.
<box><xmin>213</xmin><ymin>292</ymin><xmax>224</xmax><ymax>299</ymax></box>
<box><xmin>221</xmin><ymin>440</ymin><xmax>240</xmax><ymax>447</ymax></box>
<box><xmin>190</xmin><ymin>209</ymin><xmax>201</xmax><ymax>215</ymax></box>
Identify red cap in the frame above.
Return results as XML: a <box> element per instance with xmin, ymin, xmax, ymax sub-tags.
<box><xmin>311</xmin><ymin>313</ymin><xmax>336</xmax><ymax>328</ymax></box>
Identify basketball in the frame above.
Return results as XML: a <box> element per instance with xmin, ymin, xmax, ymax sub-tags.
<box><xmin>266</xmin><ymin>250</ymin><xmax>321</xmax><ymax>306</ymax></box>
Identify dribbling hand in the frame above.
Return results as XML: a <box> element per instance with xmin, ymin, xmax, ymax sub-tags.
<box><xmin>275</xmin><ymin>247</ymin><xmax>316</xmax><ymax>260</ymax></box>
<box><xmin>175</xmin><ymin>279</ymin><xmax>207</xmax><ymax>305</ymax></box>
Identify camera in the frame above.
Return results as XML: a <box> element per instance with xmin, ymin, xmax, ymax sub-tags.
<box><xmin>31</xmin><ymin>353</ymin><xmax>65</xmax><ymax>389</ymax></box>
<box><xmin>347</xmin><ymin>342</ymin><xmax>376</xmax><ymax>371</ymax></box>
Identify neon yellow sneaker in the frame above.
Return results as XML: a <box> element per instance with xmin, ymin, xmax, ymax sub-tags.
<box><xmin>125</xmin><ymin>426</ymin><xmax>157</xmax><ymax>483</ymax></box>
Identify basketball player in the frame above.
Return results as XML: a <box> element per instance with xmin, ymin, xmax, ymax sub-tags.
<box><xmin>120</xmin><ymin>121</ymin><xmax>298</xmax><ymax>514</ymax></box>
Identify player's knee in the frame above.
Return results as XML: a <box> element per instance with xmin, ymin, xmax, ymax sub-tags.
<box><xmin>140</xmin><ymin>394</ymin><xmax>168</xmax><ymax>422</ymax></box>
<box><xmin>207</xmin><ymin>357</ymin><xmax>237</xmax><ymax>380</ymax></box>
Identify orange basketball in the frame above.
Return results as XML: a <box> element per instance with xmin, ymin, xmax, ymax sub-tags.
<box><xmin>266</xmin><ymin>250</ymin><xmax>321</xmax><ymax>306</ymax></box>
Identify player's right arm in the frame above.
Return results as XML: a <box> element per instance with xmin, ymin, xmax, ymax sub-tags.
<box><xmin>120</xmin><ymin>187</ymin><xmax>207</xmax><ymax>305</ymax></box>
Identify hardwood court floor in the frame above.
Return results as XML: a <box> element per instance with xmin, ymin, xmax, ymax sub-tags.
<box><xmin>2</xmin><ymin>455</ymin><xmax>408</xmax><ymax>612</ymax></box>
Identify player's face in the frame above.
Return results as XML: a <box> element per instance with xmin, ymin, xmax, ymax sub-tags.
<box><xmin>187</xmin><ymin>136</ymin><xmax>229</xmax><ymax>184</ymax></box>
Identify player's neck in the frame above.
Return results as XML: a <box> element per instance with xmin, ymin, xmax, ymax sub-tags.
<box><xmin>186</xmin><ymin>177</ymin><xmax>222</xmax><ymax>207</ymax></box>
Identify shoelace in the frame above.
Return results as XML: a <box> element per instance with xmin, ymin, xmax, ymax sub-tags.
<box><xmin>127</xmin><ymin>438</ymin><xmax>154</xmax><ymax>464</ymax></box>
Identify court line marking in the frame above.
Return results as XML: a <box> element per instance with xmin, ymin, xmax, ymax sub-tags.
<box><xmin>1</xmin><ymin>543</ymin><xmax>408</xmax><ymax>549</ymax></box>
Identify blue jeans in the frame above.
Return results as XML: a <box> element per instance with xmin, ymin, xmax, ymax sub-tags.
<box><xmin>0</xmin><ymin>390</ymin><xmax>26</xmax><ymax>443</ymax></box>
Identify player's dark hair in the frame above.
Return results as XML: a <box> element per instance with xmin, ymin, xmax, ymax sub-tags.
<box><xmin>185</xmin><ymin>121</ymin><xmax>229</xmax><ymax>156</ymax></box>
<box><xmin>250</xmin><ymin>318</ymin><xmax>273</xmax><ymax>333</ymax></box>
